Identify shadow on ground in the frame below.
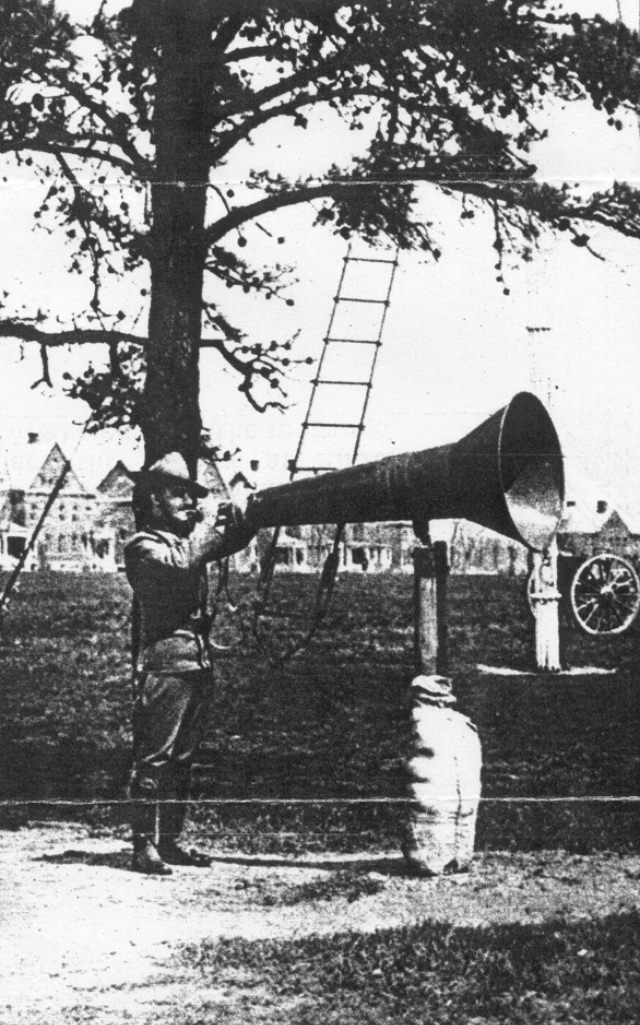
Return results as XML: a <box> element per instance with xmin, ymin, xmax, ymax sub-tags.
<box><xmin>179</xmin><ymin>909</ymin><xmax>640</xmax><ymax>1025</ymax></box>
<box><xmin>35</xmin><ymin>847</ymin><xmax>132</xmax><ymax>871</ymax></box>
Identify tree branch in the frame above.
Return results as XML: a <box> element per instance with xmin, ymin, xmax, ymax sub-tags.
<box><xmin>0</xmin><ymin>139</ymin><xmax>135</xmax><ymax>174</ymax></box>
<box><xmin>202</xmin><ymin>161</ymin><xmax>640</xmax><ymax>256</ymax></box>
<box><xmin>54</xmin><ymin>74</ymin><xmax>151</xmax><ymax>177</ymax></box>
<box><xmin>203</xmin><ymin>169</ymin><xmax>525</xmax><ymax>245</ymax></box>
<box><xmin>0</xmin><ymin>319</ymin><xmax>289</xmax><ymax>366</ymax></box>
<box><xmin>205</xmin><ymin>181</ymin><xmax>346</xmax><ymax>244</ymax></box>
<box><xmin>223</xmin><ymin>44</ymin><xmax>272</xmax><ymax>62</ymax></box>
<box><xmin>215</xmin><ymin>42</ymin><xmax>371</xmax><ymax>119</ymax></box>
<box><xmin>211</xmin><ymin>90</ymin><xmax>320</xmax><ymax>161</ymax></box>
<box><xmin>31</xmin><ymin>343</ymin><xmax>52</xmax><ymax>389</ymax></box>
<box><xmin>441</xmin><ymin>178</ymin><xmax>640</xmax><ymax>241</ymax></box>
<box><xmin>0</xmin><ymin>322</ymin><xmax>148</xmax><ymax>347</ymax></box>
<box><xmin>211</xmin><ymin>12</ymin><xmax>246</xmax><ymax>53</ymax></box>
<box><xmin>201</xmin><ymin>308</ymin><xmax>289</xmax><ymax>413</ymax></box>
<box><xmin>212</xmin><ymin>82</ymin><xmax>395</xmax><ymax>162</ymax></box>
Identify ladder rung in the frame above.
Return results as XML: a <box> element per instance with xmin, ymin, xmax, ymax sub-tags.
<box><xmin>325</xmin><ymin>337</ymin><xmax>381</xmax><ymax>345</ymax></box>
<box><xmin>336</xmin><ymin>296</ymin><xmax>390</xmax><ymax>305</ymax></box>
<box><xmin>304</xmin><ymin>421</ymin><xmax>364</xmax><ymax>429</ymax></box>
<box><xmin>293</xmin><ymin>466</ymin><xmax>338</xmax><ymax>473</ymax></box>
<box><xmin>347</xmin><ymin>256</ymin><xmax>398</xmax><ymax>265</ymax></box>
<box><xmin>314</xmin><ymin>379</ymin><xmax>371</xmax><ymax>387</ymax></box>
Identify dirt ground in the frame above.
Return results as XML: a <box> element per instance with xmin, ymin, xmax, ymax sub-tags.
<box><xmin>3</xmin><ymin>822</ymin><xmax>640</xmax><ymax>1024</ymax></box>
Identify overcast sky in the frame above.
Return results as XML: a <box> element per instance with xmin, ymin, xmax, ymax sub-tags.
<box><xmin>0</xmin><ymin>0</ymin><xmax>638</xmax><ymax>522</ymax></box>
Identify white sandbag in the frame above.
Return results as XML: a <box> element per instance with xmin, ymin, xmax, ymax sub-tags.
<box><xmin>402</xmin><ymin>676</ymin><xmax>482</xmax><ymax>876</ymax></box>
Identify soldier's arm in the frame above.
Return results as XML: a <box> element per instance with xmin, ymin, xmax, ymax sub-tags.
<box><xmin>189</xmin><ymin>501</ymin><xmax>255</xmax><ymax>564</ymax></box>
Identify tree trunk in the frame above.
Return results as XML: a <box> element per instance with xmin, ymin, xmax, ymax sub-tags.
<box><xmin>141</xmin><ymin>6</ymin><xmax>214</xmax><ymax>475</ymax></box>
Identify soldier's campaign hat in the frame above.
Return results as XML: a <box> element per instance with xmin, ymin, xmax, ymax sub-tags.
<box><xmin>135</xmin><ymin>451</ymin><xmax>209</xmax><ymax>498</ymax></box>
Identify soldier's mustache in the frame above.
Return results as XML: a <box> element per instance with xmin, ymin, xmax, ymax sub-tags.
<box><xmin>185</xmin><ymin>508</ymin><xmax>204</xmax><ymax>524</ymax></box>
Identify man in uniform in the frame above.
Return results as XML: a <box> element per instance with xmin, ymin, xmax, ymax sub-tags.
<box><xmin>125</xmin><ymin>452</ymin><xmax>252</xmax><ymax>875</ymax></box>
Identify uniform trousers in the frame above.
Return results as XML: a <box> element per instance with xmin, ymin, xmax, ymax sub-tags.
<box><xmin>129</xmin><ymin>669</ymin><xmax>213</xmax><ymax>846</ymax></box>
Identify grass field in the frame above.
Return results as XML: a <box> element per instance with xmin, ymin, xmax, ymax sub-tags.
<box><xmin>184</xmin><ymin>910</ymin><xmax>640</xmax><ymax>1025</ymax></box>
<box><xmin>3</xmin><ymin>569</ymin><xmax>640</xmax><ymax>1024</ymax></box>
<box><xmin>1</xmin><ymin>569</ymin><xmax>639</xmax><ymax>853</ymax></box>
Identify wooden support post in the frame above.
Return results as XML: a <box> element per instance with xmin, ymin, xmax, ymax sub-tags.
<box><xmin>413</xmin><ymin>541</ymin><xmax>450</xmax><ymax>677</ymax></box>
<box><xmin>529</xmin><ymin>538</ymin><xmax>561</xmax><ymax>672</ymax></box>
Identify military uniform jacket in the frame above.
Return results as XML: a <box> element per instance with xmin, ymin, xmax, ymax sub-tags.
<box><xmin>124</xmin><ymin>530</ymin><xmax>213</xmax><ymax>674</ymax></box>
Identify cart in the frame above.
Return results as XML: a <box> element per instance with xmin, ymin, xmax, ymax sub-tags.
<box><xmin>526</xmin><ymin>551</ymin><xmax>640</xmax><ymax>636</ymax></box>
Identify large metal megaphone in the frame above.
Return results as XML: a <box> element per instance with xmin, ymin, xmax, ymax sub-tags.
<box><xmin>246</xmin><ymin>392</ymin><xmax>564</xmax><ymax>551</ymax></box>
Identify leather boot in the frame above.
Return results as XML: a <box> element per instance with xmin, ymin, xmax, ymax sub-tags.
<box><xmin>131</xmin><ymin>836</ymin><xmax>173</xmax><ymax>876</ymax></box>
<box><xmin>157</xmin><ymin>767</ymin><xmax>212</xmax><ymax>868</ymax></box>
<box><xmin>129</xmin><ymin>773</ymin><xmax>172</xmax><ymax>875</ymax></box>
<box><xmin>157</xmin><ymin>839</ymin><xmax>212</xmax><ymax>867</ymax></box>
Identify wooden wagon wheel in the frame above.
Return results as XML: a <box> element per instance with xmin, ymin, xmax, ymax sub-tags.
<box><xmin>570</xmin><ymin>553</ymin><xmax>640</xmax><ymax>636</ymax></box>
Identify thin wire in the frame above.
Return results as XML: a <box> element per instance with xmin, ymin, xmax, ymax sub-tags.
<box><xmin>2</xmin><ymin>795</ymin><xmax>640</xmax><ymax>807</ymax></box>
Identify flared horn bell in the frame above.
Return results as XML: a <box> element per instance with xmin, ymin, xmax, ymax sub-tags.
<box><xmin>442</xmin><ymin>391</ymin><xmax>564</xmax><ymax>550</ymax></box>
<box><xmin>246</xmin><ymin>392</ymin><xmax>564</xmax><ymax>551</ymax></box>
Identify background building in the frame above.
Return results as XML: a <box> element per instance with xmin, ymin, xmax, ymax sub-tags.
<box><xmin>0</xmin><ymin>436</ymin><xmax>234</xmax><ymax>573</ymax></box>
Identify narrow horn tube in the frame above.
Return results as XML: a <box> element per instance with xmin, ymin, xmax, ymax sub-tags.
<box><xmin>246</xmin><ymin>392</ymin><xmax>564</xmax><ymax>551</ymax></box>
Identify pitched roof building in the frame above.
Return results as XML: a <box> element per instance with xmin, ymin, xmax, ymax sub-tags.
<box><xmin>0</xmin><ymin>439</ymin><xmax>242</xmax><ymax>573</ymax></box>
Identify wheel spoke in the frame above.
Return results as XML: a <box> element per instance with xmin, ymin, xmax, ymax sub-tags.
<box><xmin>608</xmin><ymin>607</ymin><xmax>625</xmax><ymax>629</ymax></box>
<box><xmin>604</xmin><ymin>607</ymin><xmax>616</xmax><ymax>630</ymax></box>
<box><xmin>593</xmin><ymin>610</ymin><xmax>606</xmax><ymax>632</ymax></box>
<box><xmin>611</xmin><ymin>569</ymin><xmax>632</xmax><ymax>585</ymax></box>
<box><xmin>571</xmin><ymin>554</ymin><xmax>640</xmax><ymax>634</ymax></box>
<box><xmin>576</xmin><ymin>604</ymin><xmax>599</xmax><ymax>618</ymax></box>
<box><xmin>582</xmin><ymin>605</ymin><xmax>600</xmax><ymax>626</ymax></box>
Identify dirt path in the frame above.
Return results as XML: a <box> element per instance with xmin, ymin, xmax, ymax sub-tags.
<box><xmin>3</xmin><ymin>823</ymin><xmax>640</xmax><ymax>1024</ymax></box>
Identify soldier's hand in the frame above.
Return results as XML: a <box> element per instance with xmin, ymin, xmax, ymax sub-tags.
<box><xmin>213</xmin><ymin>501</ymin><xmax>256</xmax><ymax>556</ymax></box>
<box><xmin>213</xmin><ymin>501</ymin><xmax>236</xmax><ymax>533</ymax></box>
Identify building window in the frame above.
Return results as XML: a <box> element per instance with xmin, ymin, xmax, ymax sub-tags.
<box><xmin>275</xmin><ymin>547</ymin><xmax>291</xmax><ymax>567</ymax></box>
<box><xmin>58</xmin><ymin>536</ymin><xmax>65</xmax><ymax>553</ymax></box>
<box><xmin>351</xmin><ymin>547</ymin><xmax>369</xmax><ymax>571</ymax></box>
<box><xmin>96</xmin><ymin>538</ymin><xmax>110</xmax><ymax>558</ymax></box>
<box><xmin>58</xmin><ymin>503</ymin><xmax>65</xmax><ymax>520</ymax></box>
<box><xmin>71</xmin><ymin>505</ymin><xmax>79</xmax><ymax>522</ymax></box>
<box><xmin>7</xmin><ymin>537</ymin><xmax>25</xmax><ymax>558</ymax></box>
